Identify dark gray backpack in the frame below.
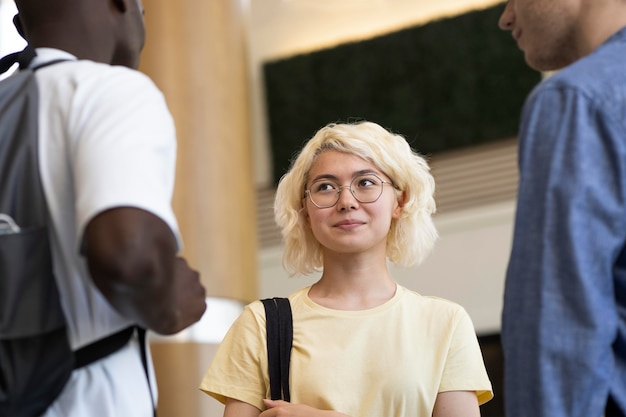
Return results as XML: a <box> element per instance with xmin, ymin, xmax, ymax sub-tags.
<box><xmin>0</xmin><ymin>46</ymin><xmax>74</xmax><ymax>417</ymax></box>
<box><xmin>0</xmin><ymin>47</ymin><xmax>139</xmax><ymax>417</ymax></box>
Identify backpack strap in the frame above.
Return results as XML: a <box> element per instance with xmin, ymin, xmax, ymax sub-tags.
<box><xmin>74</xmin><ymin>326</ymin><xmax>157</xmax><ymax>416</ymax></box>
<box><xmin>137</xmin><ymin>327</ymin><xmax>158</xmax><ymax>417</ymax></box>
<box><xmin>73</xmin><ymin>326</ymin><xmax>136</xmax><ymax>369</ymax></box>
<box><xmin>261</xmin><ymin>297</ymin><xmax>293</xmax><ymax>402</ymax></box>
<box><xmin>0</xmin><ymin>45</ymin><xmax>70</xmax><ymax>75</ymax></box>
<box><xmin>0</xmin><ymin>45</ymin><xmax>36</xmax><ymax>74</ymax></box>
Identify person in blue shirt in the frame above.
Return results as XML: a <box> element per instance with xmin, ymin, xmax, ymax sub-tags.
<box><xmin>498</xmin><ymin>1</ymin><xmax>626</xmax><ymax>416</ymax></box>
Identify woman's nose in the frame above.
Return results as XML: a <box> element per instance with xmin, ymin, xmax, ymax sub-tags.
<box><xmin>336</xmin><ymin>186</ymin><xmax>358</xmax><ymax>211</ymax></box>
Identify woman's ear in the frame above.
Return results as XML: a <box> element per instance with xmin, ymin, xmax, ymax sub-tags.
<box><xmin>299</xmin><ymin>202</ymin><xmax>312</xmax><ymax>227</ymax></box>
<box><xmin>392</xmin><ymin>191</ymin><xmax>406</xmax><ymax>219</ymax></box>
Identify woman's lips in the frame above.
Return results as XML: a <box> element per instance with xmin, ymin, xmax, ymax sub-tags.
<box><xmin>334</xmin><ymin>219</ymin><xmax>364</xmax><ymax>229</ymax></box>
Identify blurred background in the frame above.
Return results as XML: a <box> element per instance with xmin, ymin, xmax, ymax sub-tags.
<box><xmin>0</xmin><ymin>0</ymin><xmax>540</xmax><ymax>415</ymax></box>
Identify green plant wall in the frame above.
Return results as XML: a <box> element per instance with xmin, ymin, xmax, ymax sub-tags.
<box><xmin>263</xmin><ymin>4</ymin><xmax>541</xmax><ymax>184</ymax></box>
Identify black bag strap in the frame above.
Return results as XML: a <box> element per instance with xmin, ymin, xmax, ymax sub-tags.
<box><xmin>74</xmin><ymin>326</ymin><xmax>135</xmax><ymax>369</ymax></box>
<box><xmin>0</xmin><ymin>45</ymin><xmax>36</xmax><ymax>74</ymax></box>
<box><xmin>0</xmin><ymin>45</ymin><xmax>70</xmax><ymax>76</ymax></box>
<box><xmin>261</xmin><ymin>297</ymin><xmax>293</xmax><ymax>402</ymax></box>
<box><xmin>137</xmin><ymin>327</ymin><xmax>158</xmax><ymax>417</ymax></box>
<box><xmin>74</xmin><ymin>326</ymin><xmax>157</xmax><ymax>416</ymax></box>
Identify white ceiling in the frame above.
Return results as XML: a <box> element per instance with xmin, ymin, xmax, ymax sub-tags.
<box><xmin>248</xmin><ymin>0</ymin><xmax>506</xmax><ymax>62</ymax></box>
<box><xmin>0</xmin><ymin>0</ymin><xmax>507</xmax><ymax>64</ymax></box>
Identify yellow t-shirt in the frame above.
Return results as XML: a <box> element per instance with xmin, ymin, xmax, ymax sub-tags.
<box><xmin>200</xmin><ymin>284</ymin><xmax>493</xmax><ymax>416</ymax></box>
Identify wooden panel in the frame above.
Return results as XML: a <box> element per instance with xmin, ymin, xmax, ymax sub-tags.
<box><xmin>139</xmin><ymin>0</ymin><xmax>258</xmax><ymax>302</ymax></box>
<box><xmin>150</xmin><ymin>342</ymin><xmax>224</xmax><ymax>417</ymax></box>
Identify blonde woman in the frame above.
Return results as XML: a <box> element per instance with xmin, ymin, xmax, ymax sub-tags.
<box><xmin>200</xmin><ymin>121</ymin><xmax>493</xmax><ymax>416</ymax></box>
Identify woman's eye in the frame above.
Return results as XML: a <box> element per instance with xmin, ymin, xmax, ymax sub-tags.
<box><xmin>315</xmin><ymin>183</ymin><xmax>337</xmax><ymax>192</ymax></box>
<box><xmin>357</xmin><ymin>177</ymin><xmax>377</xmax><ymax>188</ymax></box>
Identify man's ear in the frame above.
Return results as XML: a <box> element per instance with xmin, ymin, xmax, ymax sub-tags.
<box><xmin>111</xmin><ymin>0</ymin><xmax>128</xmax><ymax>13</ymax></box>
<box><xmin>12</xmin><ymin>14</ymin><xmax>26</xmax><ymax>40</ymax></box>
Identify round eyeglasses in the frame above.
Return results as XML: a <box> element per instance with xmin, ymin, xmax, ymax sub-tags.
<box><xmin>305</xmin><ymin>173</ymin><xmax>395</xmax><ymax>209</ymax></box>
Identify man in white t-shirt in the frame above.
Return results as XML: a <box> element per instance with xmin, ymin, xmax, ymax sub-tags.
<box><xmin>4</xmin><ymin>0</ymin><xmax>207</xmax><ymax>415</ymax></box>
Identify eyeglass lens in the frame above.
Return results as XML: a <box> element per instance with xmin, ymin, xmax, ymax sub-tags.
<box><xmin>308</xmin><ymin>174</ymin><xmax>385</xmax><ymax>208</ymax></box>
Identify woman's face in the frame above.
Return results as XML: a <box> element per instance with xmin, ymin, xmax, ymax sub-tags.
<box><xmin>303</xmin><ymin>150</ymin><xmax>403</xmax><ymax>257</ymax></box>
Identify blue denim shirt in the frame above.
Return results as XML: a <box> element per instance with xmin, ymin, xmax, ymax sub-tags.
<box><xmin>503</xmin><ymin>26</ymin><xmax>626</xmax><ymax>417</ymax></box>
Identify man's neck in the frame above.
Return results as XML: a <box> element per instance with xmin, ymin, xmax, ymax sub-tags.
<box><xmin>579</xmin><ymin>4</ymin><xmax>626</xmax><ymax>57</ymax></box>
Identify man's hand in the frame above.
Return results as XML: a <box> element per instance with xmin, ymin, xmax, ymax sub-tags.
<box><xmin>83</xmin><ymin>207</ymin><xmax>206</xmax><ymax>334</ymax></box>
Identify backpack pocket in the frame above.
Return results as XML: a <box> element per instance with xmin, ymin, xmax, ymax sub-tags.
<box><xmin>0</xmin><ymin>226</ymin><xmax>73</xmax><ymax>416</ymax></box>
<box><xmin>0</xmin><ymin>226</ymin><xmax>66</xmax><ymax>338</ymax></box>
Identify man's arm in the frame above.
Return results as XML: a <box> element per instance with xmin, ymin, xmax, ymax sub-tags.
<box><xmin>503</xmin><ymin>86</ymin><xmax>624</xmax><ymax>416</ymax></box>
<box><xmin>82</xmin><ymin>206</ymin><xmax>206</xmax><ymax>335</ymax></box>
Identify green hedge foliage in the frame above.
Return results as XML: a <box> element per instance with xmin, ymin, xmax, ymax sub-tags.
<box><xmin>263</xmin><ymin>4</ymin><xmax>541</xmax><ymax>184</ymax></box>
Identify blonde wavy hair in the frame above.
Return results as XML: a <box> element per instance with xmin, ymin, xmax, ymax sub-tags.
<box><xmin>274</xmin><ymin>121</ymin><xmax>438</xmax><ymax>276</ymax></box>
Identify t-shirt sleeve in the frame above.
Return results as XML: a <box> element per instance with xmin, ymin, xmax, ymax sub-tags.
<box><xmin>438</xmin><ymin>307</ymin><xmax>494</xmax><ymax>405</ymax></box>
<box><xmin>68</xmin><ymin>66</ymin><xmax>181</xmax><ymax>249</ymax></box>
<box><xmin>199</xmin><ymin>301</ymin><xmax>269</xmax><ymax>411</ymax></box>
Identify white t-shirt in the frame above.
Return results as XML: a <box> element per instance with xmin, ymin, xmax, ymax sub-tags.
<box><xmin>201</xmin><ymin>284</ymin><xmax>493</xmax><ymax>417</ymax></box>
<box><xmin>31</xmin><ymin>48</ymin><xmax>180</xmax><ymax>417</ymax></box>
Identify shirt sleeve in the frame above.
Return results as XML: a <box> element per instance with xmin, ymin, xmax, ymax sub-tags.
<box><xmin>68</xmin><ymin>65</ymin><xmax>181</xmax><ymax>249</ymax></box>
<box><xmin>199</xmin><ymin>301</ymin><xmax>269</xmax><ymax>411</ymax></box>
<box><xmin>502</xmin><ymin>83</ymin><xmax>626</xmax><ymax>417</ymax></box>
<box><xmin>439</xmin><ymin>307</ymin><xmax>494</xmax><ymax>405</ymax></box>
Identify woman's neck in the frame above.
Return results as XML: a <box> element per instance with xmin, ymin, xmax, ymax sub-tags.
<box><xmin>308</xmin><ymin>258</ymin><xmax>397</xmax><ymax>310</ymax></box>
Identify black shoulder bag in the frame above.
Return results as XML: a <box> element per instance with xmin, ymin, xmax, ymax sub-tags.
<box><xmin>261</xmin><ymin>297</ymin><xmax>293</xmax><ymax>402</ymax></box>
